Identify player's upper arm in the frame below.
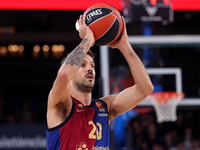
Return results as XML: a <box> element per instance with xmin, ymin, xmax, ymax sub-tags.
<box><xmin>102</xmin><ymin>85</ymin><xmax>152</xmax><ymax>122</ymax></box>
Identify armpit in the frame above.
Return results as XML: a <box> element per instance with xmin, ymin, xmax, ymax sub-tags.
<box><xmin>55</xmin><ymin>101</ymin><xmax>68</xmax><ymax>119</ymax></box>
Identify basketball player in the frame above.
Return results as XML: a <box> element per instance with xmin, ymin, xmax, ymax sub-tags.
<box><xmin>46</xmin><ymin>13</ymin><xmax>154</xmax><ymax>150</ymax></box>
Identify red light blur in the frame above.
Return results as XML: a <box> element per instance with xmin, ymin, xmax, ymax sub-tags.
<box><xmin>0</xmin><ymin>0</ymin><xmax>123</xmax><ymax>11</ymax></box>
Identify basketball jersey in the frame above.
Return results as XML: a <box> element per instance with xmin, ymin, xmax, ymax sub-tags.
<box><xmin>46</xmin><ymin>96</ymin><xmax>109</xmax><ymax>150</ymax></box>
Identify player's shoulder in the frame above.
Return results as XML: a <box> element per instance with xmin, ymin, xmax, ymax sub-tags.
<box><xmin>99</xmin><ymin>95</ymin><xmax>117</xmax><ymax>107</ymax></box>
<box><xmin>100</xmin><ymin>94</ymin><xmax>117</xmax><ymax>102</ymax></box>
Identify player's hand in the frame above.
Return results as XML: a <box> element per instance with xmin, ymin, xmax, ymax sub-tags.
<box><xmin>107</xmin><ymin>17</ymin><xmax>129</xmax><ymax>49</ymax></box>
<box><xmin>77</xmin><ymin>13</ymin><xmax>95</xmax><ymax>46</ymax></box>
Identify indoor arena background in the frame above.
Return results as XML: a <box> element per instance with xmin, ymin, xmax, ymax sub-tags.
<box><xmin>0</xmin><ymin>0</ymin><xmax>200</xmax><ymax>150</ymax></box>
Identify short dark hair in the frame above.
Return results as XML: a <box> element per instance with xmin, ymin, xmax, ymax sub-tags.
<box><xmin>61</xmin><ymin>50</ymin><xmax>95</xmax><ymax>65</ymax></box>
<box><xmin>87</xmin><ymin>49</ymin><xmax>95</xmax><ymax>61</ymax></box>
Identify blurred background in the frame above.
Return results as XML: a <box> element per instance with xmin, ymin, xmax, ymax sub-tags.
<box><xmin>0</xmin><ymin>0</ymin><xmax>200</xmax><ymax>150</ymax></box>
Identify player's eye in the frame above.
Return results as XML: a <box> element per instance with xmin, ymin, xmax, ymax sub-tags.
<box><xmin>91</xmin><ymin>64</ymin><xmax>95</xmax><ymax>68</ymax></box>
<box><xmin>81</xmin><ymin>63</ymin><xmax>85</xmax><ymax>67</ymax></box>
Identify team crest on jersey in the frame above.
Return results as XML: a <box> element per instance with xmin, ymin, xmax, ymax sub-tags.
<box><xmin>96</xmin><ymin>102</ymin><xmax>105</xmax><ymax>112</ymax></box>
<box><xmin>78</xmin><ymin>103</ymin><xmax>84</xmax><ymax>108</ymax></box>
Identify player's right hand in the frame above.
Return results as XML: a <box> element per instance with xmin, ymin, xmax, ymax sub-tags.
<box><xmin>77</xmin><ymin>13</ymin><xmax>95</xmax><ymax>46</ymax></box>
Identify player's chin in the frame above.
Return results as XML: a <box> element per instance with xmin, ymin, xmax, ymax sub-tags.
<box><xmin>87</xmin><ymin>81</ymin><xmax>95</xmax><ymax>87</ymax></box>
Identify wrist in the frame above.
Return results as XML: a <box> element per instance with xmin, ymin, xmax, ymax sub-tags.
<box><xmin>118</xmin><ymin>41</ymin><xmax>131</xmax><ymax>51</ymax></box>
<box><xmin>84</xmin><ymin>35</ymin><xmax>95</xmax><ymax>47</ymax></box>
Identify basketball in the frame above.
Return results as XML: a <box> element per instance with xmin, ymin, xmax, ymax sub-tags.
<box><xmin>77</xmin><ymin>3</ymin><xmax>124</xmax><ymax>46</ymax></box>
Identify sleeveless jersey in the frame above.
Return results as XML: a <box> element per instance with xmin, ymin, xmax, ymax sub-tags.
<box><xmin>46</xmin><ymin>96</ymin><xmax>109</xmax><ymax>150</ymax></box>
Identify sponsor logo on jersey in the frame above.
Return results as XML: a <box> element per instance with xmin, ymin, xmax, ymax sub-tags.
<box><xmin>96</xmin><ymin>102</ymin><xmax>103</xmax><ymax>109</ymax></box>
<box><xmin>98</xmin><ymin>113</ymin><xmax>108</xmax><ymax>117</ymax></box>
<box><xmin>77</xmin><ymin>109</ymin><xmax>85</xmax><ymax>112</ymax></box>
<box><xmin>96</xmin><ymin>102</ymin><xmax>105</xmax><ymax>112</ymax></box>
<box><xmin>93</xmin><ymin>146</ymin><xmax>109</xmax><ymax>150</ymax></box>
<box><xmin>76</xmin><ymin>142</ymin><xmax>88</xmax><ymax>150</ymax></box>
<box><xmin>77</xmin><ymin>103</ymin><xmax>84</xmax><ymax>112</ymax></box>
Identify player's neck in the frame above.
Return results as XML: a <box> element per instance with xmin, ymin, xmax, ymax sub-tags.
<box><xmin>71</xmin><ymin>90</ymin><xmax>92</xmax><ymax>106</ymax></box>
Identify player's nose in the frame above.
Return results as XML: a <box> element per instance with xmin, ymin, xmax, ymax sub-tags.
<box><xmin>88</xmin><ymin>67</ymin><xmax>93</xmax><ymax>73</ymax></box>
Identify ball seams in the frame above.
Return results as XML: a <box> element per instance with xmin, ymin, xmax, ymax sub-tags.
<box><xmin>96</xmin><ymin>16</ymin><xmax>118</xmax><ymax>41</ymax></box>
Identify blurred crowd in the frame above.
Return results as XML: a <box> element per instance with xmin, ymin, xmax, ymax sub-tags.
<box><xmin>126</xmin><ymin>110</ymin><xmax>200</xmax><ymax>150</ymax></box>
<box><xmin>0</xmin><ymin>87</ymin><xmax>46</xmax><ymax>123</ymax></box>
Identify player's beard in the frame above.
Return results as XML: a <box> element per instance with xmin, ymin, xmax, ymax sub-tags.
<box><xmin>73</xmin><ymin>76</ymin><xmax>95</xmax><ymax>93</ymax></box>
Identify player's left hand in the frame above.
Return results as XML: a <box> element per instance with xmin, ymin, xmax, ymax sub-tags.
<box><xmin>107</xmin><ymin>17</ymin><xmax>128</xmax><ymax>49</ymax></box>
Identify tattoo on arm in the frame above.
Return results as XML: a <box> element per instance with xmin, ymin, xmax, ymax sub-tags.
<box><xmin>65</xmin><ymin>46</ymin><xmax>84</xmax><ymax>67</ymax></box>
<box><xmin>81</xmin><ymin>38</ymin><xmax>89</xmax><ymax>43</ymax></box>
<box><xmin>65</xmin><ymin>38</ymin><xmax>89</xmax><ymax>67</ymax></box>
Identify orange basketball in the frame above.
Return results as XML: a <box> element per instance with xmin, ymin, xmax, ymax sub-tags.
<box><xmin>84</xmin><ymin>3</ymin><xmax>124</xmax><ymax>46</ymax></box>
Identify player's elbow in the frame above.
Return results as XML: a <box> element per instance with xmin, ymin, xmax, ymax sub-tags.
<box><xmin>144</xmin><ymin>83</ymin><xmax>154</xmax><ymax>97</ymax></box>
<box><xmin>57</xmin><ymin>69</ymin><xmax>71</xmax><ymax>82</ymax></box>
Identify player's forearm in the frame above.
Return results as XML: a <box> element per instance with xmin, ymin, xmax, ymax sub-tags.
<box><xmin>119</xmin><ymin>42</ymin><xmax>154</xmax><ymax>96</ymax></box>
<box><xmin>49</xmin><ymin>38</ymin><xmax>93</xmax><ymax>108</ymax></box>
<box><xmin>58</xmin><ymin>37</ymin><xmax>92</xmax><ymax>81</ymax></box>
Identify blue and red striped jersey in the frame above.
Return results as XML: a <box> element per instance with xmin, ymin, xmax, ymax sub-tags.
<box><xmin>46</xmin><ymin>96</ymin><xmax>109</xmax><ymax>150</ymax></box>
